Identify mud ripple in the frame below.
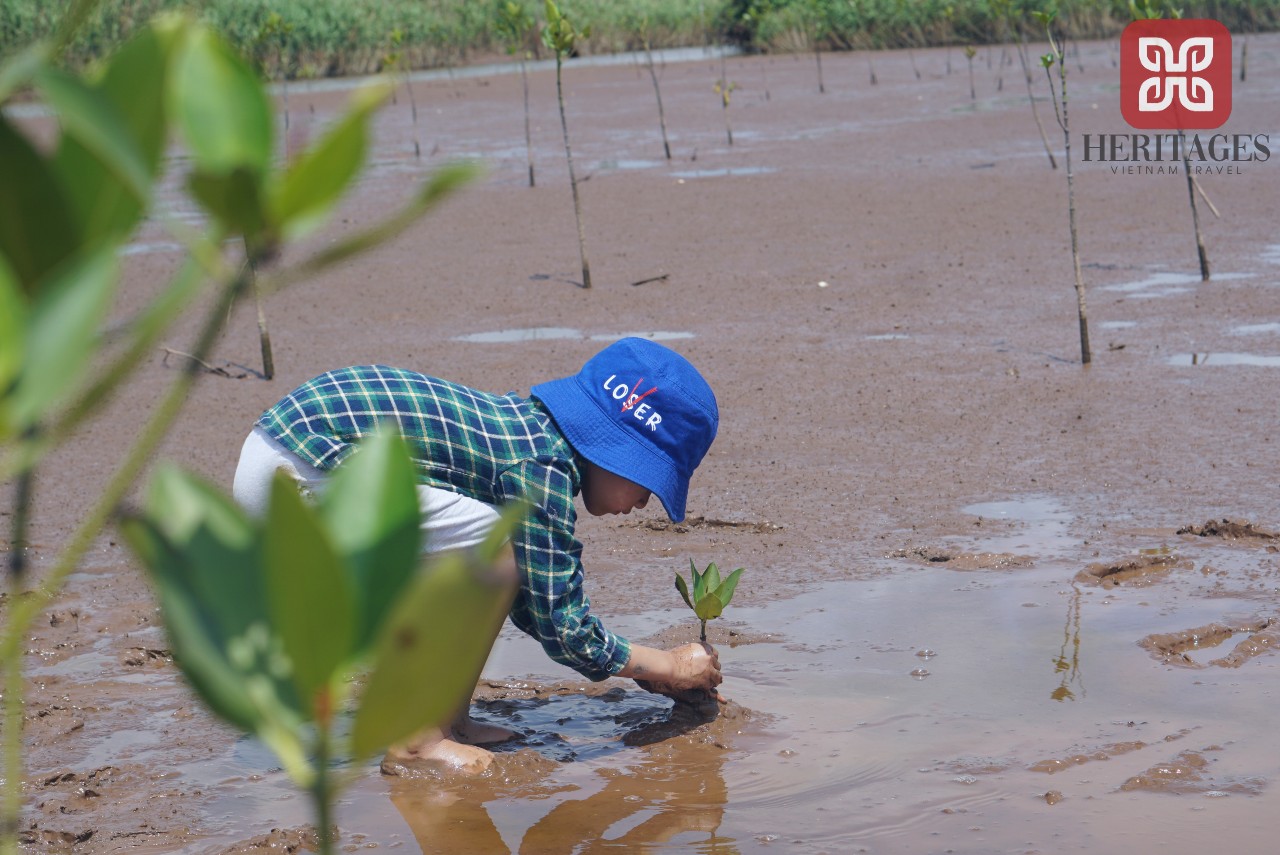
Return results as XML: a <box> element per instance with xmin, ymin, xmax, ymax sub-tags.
<box><xmin>1138</xmin><ymin>617</ymin><xmax>1277</xmax><ymax>667</ymax></box>
<box><xmin>1075</xmin><ymin>553</ymin><xmax>1192</xmax><ymax>588</ymax></box>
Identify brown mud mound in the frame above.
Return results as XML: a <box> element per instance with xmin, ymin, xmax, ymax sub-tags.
<box><xmin>215</xmin><ymin>827</ymin><xmax>320</xmax><ymax>854</ymax></box>
<box><xmin>1028</xmin><ymin>730</ymin><xmax>1187</xmax><ymax>775</ymax></box>
<box><xmin>1138</xmin><ymin>617</ymin><xmax>1277</xmax><ymax>667</ymax></box>
<box><xmin>1120</xmin><ymin>749</ymin><xmax>1267</xmax><ymax>796</ymax></box>
<box><xmin>628</xmin><ymin>514</ymin><xmax>784</xmax><ymax>534</ymax></box>
<box><xmin>889</xmin><ymin>546</ymin><xmax>1034</xmax><ymax>570</ymax></box>
<box><xmin>1178</xmin><ymin>519</ymin><xmax>1280</xmax><ymax>546</ymax></box>
<box><xmin>1075</xmin><ymin>553</ymin><xmax>1192</xmax><ymax>588</ymax></box>
<box><xmin>635</xmin><ymin>620</ymin><xmax>780</xmax><ymax>649</ymax></box>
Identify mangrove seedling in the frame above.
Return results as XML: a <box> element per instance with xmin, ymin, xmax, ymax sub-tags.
<box><xmin>383</xmin><ymin>28</ymin><xmax>422</xmax><ymax>159</ymax></box>
<box><xmin>964</xmin><ymin>45</ymin><xmax>977</xmax><ymax>100</ymax></box>
<box><xmin>676</xmin><ymin>560</ymin><xmax>745</xmax><ymax>642</ymax></box>
<box><xmin>497</xmin><ymin>1</ymin><xmax>538</xmax><ymax>186</ymax></box>
<box><xmin>1038</xmin><ymin>9</ymin><xmax>1092</xmax><ymax>366</ymax></box>
<box><xmin>1009</xmin><ymin>3</ymin><xmax>1057</xmax><ymax>169</ymax></box>
<box><xmin>714</xmin><ymin>51</ymin><xmax>736</xmax><ymax>147</ymax></box>
<box><xmin>633</xmin><ymin>14</ymin><xmax>673</xmax><ymax>160</ymax></box>
<box><xmin>543</xmin><ymin>0</ymin><xmax>592</xmax><ymax>288</ymax></box>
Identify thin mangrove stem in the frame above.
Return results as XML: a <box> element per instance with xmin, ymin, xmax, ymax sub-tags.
<box><xmin>521</xmin><ymin>56</ymin><xmax>535</xmax><ymax>186</ymax></box>
<box><xmin>1181</xmin><ymin>134</ymin><xmax>1210</xmax><ymax>281</ymax></box>
<box><xmin>555</xmin><ymin>55</ymin><xmax>592</xmax><ymax>289</ymax></box>
<box><xmin>1018</xmin><ymin>33</ymin><xmax>1058</xmax><ymax>169</ymax></box>
<box><xmin>643</xmin><ymin>39</ymin><xmax>672</xmax><ymax>160</ymax></box>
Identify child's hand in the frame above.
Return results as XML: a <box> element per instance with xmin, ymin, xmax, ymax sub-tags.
<box><xmin>667</xmin><ymin>641</ymin><xmax>722</xmax><ymax>692</ymax></box>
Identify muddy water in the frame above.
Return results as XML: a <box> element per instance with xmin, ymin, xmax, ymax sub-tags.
<box><xmin>138</xmin><ymin>497</ymin><xmax>1273</xmax><ymax>854</ymax></box>
<box><xmin>10</xmin><ymin>32</ymin><xmax>1280</xmax><ymax>855</ymax></box>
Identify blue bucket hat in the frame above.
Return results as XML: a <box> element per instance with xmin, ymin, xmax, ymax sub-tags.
<box><xmin>531</xmin><ymin>338</ymin><xmax>718</xmax><ymax>522</ymax></box>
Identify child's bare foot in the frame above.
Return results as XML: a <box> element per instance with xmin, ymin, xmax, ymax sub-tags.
<box><xmin>380</xmin><ymin>731</ymin><xmax>495</xmax><ymax>777</ymax></box>
<box><xmin>452</xmin><ymin>714</ymin><xmax>519</xmax><ymax>745</ymax></box>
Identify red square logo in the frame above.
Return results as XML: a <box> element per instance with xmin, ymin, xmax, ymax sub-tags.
<box><xmin>1120</xmin><ymin>19</ymin><xmax>1231</xmax><ymax>130</ymax></box>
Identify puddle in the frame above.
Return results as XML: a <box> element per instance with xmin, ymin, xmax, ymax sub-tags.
<box><xmin>1100</xmin><ymin>271</ymin><xmax>1253</xmax><ymax>297</ymax></box>
<box><xmin>1169</xmin><ymin>352</ymin><xmax>1280</xmax><ymax>367</ymax></box>
<box><xmin>596</xmin><ymin>159</ymin><xmax>663</xmax><ymax>172</ymax></box>
<box><xmin>866</xmin><ymin>332</ymin><xmax>910</xmax><ymax>340</ymax></box>
<box><xmin>1099</xmin><ymin>320</ymin><xmax>1137</xmax><ymax>329</ymax></box>
<box><xmin>180</xmin><ymin>495</ymin><xmax>1280</xmax><ymax>853</ymax></box>
<box><xmin>1231</xmin><ymin>322</ymin><xmax>1280</xmax><ymax>335</ymax></box>
<box><xmin>452</xmin><ymin>328</ymin><xmax>694</xmax><ymax>343</ymax></box>
<box><xmin>670</xmin><ymin>167</ymin><xmax>777</xmax><ymax>179</ymax></box>
<box><xmin>1262</xmin><ymin>244</ymin><xmax>1280</xmax><ymax>265</ymax></box>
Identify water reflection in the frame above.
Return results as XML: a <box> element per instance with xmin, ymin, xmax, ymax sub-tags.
<box><xmin>1050</xmin><ymin>583</ymin><xmax>1086</xmax><ymax>702</ymax></box>
<box><xmin>387</xmin><ymin>692</ymin><xmax>740</xmax><ymax>853</ymax></box>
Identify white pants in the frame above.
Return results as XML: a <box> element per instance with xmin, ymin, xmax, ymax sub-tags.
<box><xmin>232</xmin><ymin>427</ymin><xmax>501</xmax><ymax>554</ymax></box>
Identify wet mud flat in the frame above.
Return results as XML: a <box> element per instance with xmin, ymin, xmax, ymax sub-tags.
<box><xmin>8</xmin><ymin>33</ymin><xmax>1280</xmax><ymax>854</ymax></box>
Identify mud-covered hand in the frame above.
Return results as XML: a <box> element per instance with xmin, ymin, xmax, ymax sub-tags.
<box><xmin>668</xmin><ymin>641</ymin><xmax>722</xmax><ymax>692</ymax></box>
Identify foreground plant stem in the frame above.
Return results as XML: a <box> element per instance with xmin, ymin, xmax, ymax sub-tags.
<box><xmin>0</xmin><ymin>257</ymin><xmax>248</xmax><ymax>854</ymax></box>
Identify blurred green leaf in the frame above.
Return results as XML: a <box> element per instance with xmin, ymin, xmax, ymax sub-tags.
<box><xmin>0</xmin><ymin>257</ymin><xmax>24</xmax><ymax>440</ymax></box>
<box><xmin>0</xmin><ymin>42</ymin><xmax>48</xmax><ymax>103</ymax></box>
<box><xmin>0</xmin><ymin>115</ymin><xmax>82</xmax><ymax>295</ymax></box>
<box><xmin>264</xmin><ymin>474</ymin><xmax>356</xmax><ymax>706</ymax></box>
<box><xmin>272</xmin><ymin>81</ymin><xmax>391</xmax><ymax>240</ymax></box>
<box><xmin>35</xmin><ymin>66</ymin><xmax>152</xmax><ymax>210</ymax></box>
<box><xmin>10</xmin><ymin>246</ymin><xmax>118</xmax><ymax>428</ymax></box>
<box><xmin>171</xmin><ymin>25</ymin><xmax>273</xmax><ymax>176</ymax></box>
<box><xmin>122</xmin><ymin>466</ymin><xmax>314</xmax><ymax>783</ymax></box>
<box><xmin>53</xmin><ymin>19</ymin><xmax>180</xmax><ymax>243</ymax></box>
<box><xmin>188</xmin><ymin>167</ymin><xmax>269</xmax><ymax>241</ymax></box>
<box><xmin>320</xmin><ymin>429</ymin><xmax>421</xmax><ymax>653</ymax></box>
<box><xmin>351</xmin><ymin>506</ymin><xmax>520</xmax><ymax>759</ymax></box>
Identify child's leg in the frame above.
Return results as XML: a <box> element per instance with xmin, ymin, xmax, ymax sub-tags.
<box><xmin>381</xmin><ymin>541</ymin><xmax>519</xmax><ymax>776</ymax></box>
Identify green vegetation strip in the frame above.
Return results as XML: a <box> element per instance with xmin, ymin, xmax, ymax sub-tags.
<box><xmin>3</xmin><ymin>0</ymin><xmax>1276</xmax><ymax>79</ymax></box>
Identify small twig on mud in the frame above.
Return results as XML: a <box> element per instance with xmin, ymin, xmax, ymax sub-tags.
<box><xmin>630</xmin><ymin>274</ymin><xmax>670</xmax><ymax>287</ymax></box>
<box><xmin>160</xmin><ymin>347</ymin><xmax>250</xmax><ymax>379</ymax></box>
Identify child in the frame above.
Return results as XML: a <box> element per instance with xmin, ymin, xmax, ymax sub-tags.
<box><xmin>232</xmin><ymin>337</ymin><xmax>724</xmax><ymax>772</ymax></box>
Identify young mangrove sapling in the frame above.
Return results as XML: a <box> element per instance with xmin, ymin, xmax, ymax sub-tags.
<box><xmin>497</xmin><ymin>1</ymin><xmax>538</xmax><ymax>186</ymax></box>
<box><xmin>543</xmin><ymin>0</ymin><xmax>593</xmax><ymax>288</ymax></box>
<box><xmin>1038</xmin><ymin>10</ymin><xmax>1092</xmax><ymax>366</ymax></box>
<box><xmin>676</xmin><ymin>559</ymin><xmax>745</xmax><ymax>642</ymax></box>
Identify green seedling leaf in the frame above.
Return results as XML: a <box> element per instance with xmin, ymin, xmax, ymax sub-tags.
<box><xmin>675</xmin><ymin>572</ymin><xmax>694</xmax><ymax>611</ymax></box>
<box><xmin>713</xmin><ymin>567</ymin><xmax>744</xmax><ymax>608</ymax></box>
<box><xmin>351</xmin><ymin>505</ymin><xmax>521</xmax><ymax>759</ymax></box>
<box><xmin>693</xmin><ymin>591</ymin><xmax>725</xmax><ymax>622</ymax></box>
<box><xmin>272</xmin><ymin>80</ymin><xmax>392</xmax><ymax>241</ymax></box>
<box><xmin>264</xmin><ymin>473</ymin><xmax>356</xmax><ymax>707</ymax></box>
<box><xmin>10</xmin><ymin>246</ymin><xmax>118</xmax><ymax>428</ymax></box>
<box><xmin>320</xmin><ymin>428</ymin><xmax>421</xmax><ymax>653</ymax></box>
<box><xmin>0</xmin><ymin>115</ymin><xmax>82</xmax><ymax>294</ymax></box>
<box><xmin>170</xmin><ymin>24</ymin><xmax>272</xmax><ymax>176</ymax></box>
<box><xmin>702</xmin><ymin>561</ymin><xmax>722</xmax><ymax>597</ymax></box>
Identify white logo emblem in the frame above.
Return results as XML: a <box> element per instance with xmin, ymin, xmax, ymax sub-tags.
<box><xmin>1137</xmin><ymin>36</ymin><xmax>1215</xmax><ymax>112</ymax></box>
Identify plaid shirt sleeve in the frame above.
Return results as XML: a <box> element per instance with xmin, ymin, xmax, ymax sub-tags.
<box><xmin>498</xmin><ymin>458</ymin><xmax>632</xmax><ymax>681</ymax></box>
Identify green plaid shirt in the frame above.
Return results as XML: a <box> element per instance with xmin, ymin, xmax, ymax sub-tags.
<box><xmin>257</xmin><ymin>364</ymin><xmax>631</xmax><ymax>680</ymax></box>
